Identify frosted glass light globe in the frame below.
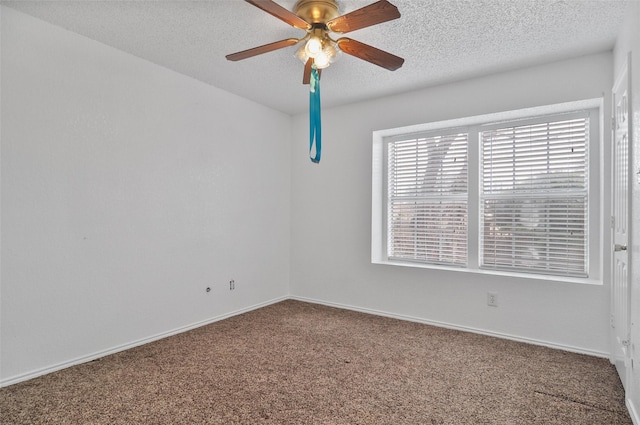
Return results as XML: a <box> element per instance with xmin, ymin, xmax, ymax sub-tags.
<box><xmin>305</xmin><ymin>37</ymin><xmax>323</xmax><ymax>58</ymax></box>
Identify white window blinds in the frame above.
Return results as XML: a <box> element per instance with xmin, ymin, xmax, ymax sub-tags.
<box><xmin>388</xmin><ymin>133</ymin><xmax>468</xmax><ymax>266</ymax></box>
<box><xmin>480</xmin><ymin>115</ymin><xmax>589</xmax><ymax>277</ymax></box>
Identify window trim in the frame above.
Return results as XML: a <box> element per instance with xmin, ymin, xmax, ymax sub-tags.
<box><xmin>372</xmin><ymin>99</ymin><xmax>603</xmax><ymax>285</ymax></box>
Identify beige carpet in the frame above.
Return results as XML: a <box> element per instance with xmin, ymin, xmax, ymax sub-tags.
<box><xmin>0</xmin><ymin>300</ymin><xmax>632</xmax><ymax>424</ymax></box>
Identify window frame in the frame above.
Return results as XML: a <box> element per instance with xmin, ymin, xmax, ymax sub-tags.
<box><xmin>372</xmin><ymin>99</ymin><xmax>603</xmax><ymax>285</ymax></box>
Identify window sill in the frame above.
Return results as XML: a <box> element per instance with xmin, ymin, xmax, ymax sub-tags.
<box><xmin>372</xmin><ymin>259</ymin><xmax>603</xmax><ymax>286</ymax></box>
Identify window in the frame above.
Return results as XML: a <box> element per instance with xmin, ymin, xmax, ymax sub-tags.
<box><xmin>387</xmin><ymin>132</ymin><xmax>468</xmax><ymax>266</ymax></box>
<box><xmin>372</xmin><ymin>101</ymin><xmax>601</xmax><ymax>281</ymax></box>
<box><xmin>480</xmin><ymin>116</ymin><xmax>588</xmax><ymax>277</ymax></box>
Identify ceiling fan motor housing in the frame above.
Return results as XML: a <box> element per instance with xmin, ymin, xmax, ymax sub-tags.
<box><xmin>294</xmin><ymin>0</ymin><xmax>340</xmax><ymax>24</ymax></box>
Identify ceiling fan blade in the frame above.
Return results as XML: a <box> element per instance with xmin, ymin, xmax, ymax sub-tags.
<box><xmin>303</xmin><ymin>58</ymin><xmax>313</xmax><ymax>84</ymax></box>
<box><xmin>302</xmin><ymin>59</ymin><xmax>323</xmax><ymax>85</ymax></box>
<box><xmin>327</xmin><ymin>0</ymin><xmax>400</xmax><ymax>34</ymax></box>
<box><xmin>337</xmin><ymin>38</ymin><xmax>404</xmax><ymax>71</ymax></box>
<box><xmin>226</xmin><ymin>38</ymin><xmax>301</xmax><ymax>61</ymax></box>
<box><xmin>245</xmin><ymin>0</ymin><xmax>310</xmax><ymax>30</ymax></box>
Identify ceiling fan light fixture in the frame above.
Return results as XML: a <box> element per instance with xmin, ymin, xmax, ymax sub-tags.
<box><xmin>295</xmin><ymin>44</ymin><xmax>308</xmax><ymax>63</ymax></box>
<box><xmin>315</xmin><ymin>40</ymin><xmax>340</xmax><ymax>68</ymax></box>
<box><xmin>323</xmin><ymin>39</ymin><xmax>340</xmax><ymax>61</ymax></box>
<box><xmin>313</xmin><ymin>51</ymin><xmax>330</xmax><ymax>68</ymax></box>
<box><xmin>297</xmin><ymin>33</ymin><xmax>340</xmax><ymax>69</ymax></box>
<box><xmin>305</xmin><ymin>35</ymin><xmax>323</xmax><ymax>58</ymax></box>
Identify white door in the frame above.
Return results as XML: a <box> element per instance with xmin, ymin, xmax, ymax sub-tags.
<box><xmin>612</xmin><ymin>60</ymin><xmax>631</xmax><ymax>389</ymax></box>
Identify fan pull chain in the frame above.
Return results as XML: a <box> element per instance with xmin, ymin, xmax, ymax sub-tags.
<box><xmin>309</xmin><ymin>66</ymin><xmax>321</xmax><ymax>163</ymax></box>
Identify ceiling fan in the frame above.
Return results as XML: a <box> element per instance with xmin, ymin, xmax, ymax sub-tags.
<box><xmin>226</xmin><ymin>0</ymin><xmax>405</xmax><ymax>84</ymax></box>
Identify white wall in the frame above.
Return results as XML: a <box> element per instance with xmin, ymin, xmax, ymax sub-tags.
<box><xmin>0</xmin><ymin>6</ymin><xmax>291</xmax><ymax>385</ymax></box>
<box><xmin>290</xmin><ymin>52</ymin><xmax>613</xmax><ymax>355</ymax></box>
<box><xmin>614</xmin><ymin>1</ymin><xmax>640</xmax><ymax>421</ymax></box>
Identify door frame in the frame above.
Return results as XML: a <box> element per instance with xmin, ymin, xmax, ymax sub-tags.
<box><xmin>611</xmin><ymin>52</ymin><xmax>633</xmax><ymax>389</ymax></box>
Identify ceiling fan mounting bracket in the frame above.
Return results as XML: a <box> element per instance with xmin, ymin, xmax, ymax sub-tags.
<box><xmin>294</xmin><ymin>0</ymin><xmax>340</xmax><ymax>24</ymax></box>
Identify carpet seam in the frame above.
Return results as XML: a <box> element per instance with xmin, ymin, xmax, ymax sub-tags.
<box><xmin>534</xmin><ymin>389</ymin><xmax>628</xmax><ymax>416</ymax></box>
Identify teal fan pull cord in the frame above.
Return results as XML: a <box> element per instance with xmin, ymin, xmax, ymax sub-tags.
<box><xmin>309</xmin><ymin>66</ymin><xmax>321</xmax><ymax>163</ymax></box>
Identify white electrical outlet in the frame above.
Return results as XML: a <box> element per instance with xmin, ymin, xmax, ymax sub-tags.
<box><xmin>487</xmin><ymin>292</ymin><xmax>498</xmax><ymax>307</ymax></box>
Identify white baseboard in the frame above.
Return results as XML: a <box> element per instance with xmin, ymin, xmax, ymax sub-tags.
<box><xmin>289</xmin><ymin>295</ymin><xmax>610</xmax><ymax>359</ymax></box>
<box><xmin>0</xmin><ymin>296</ymin><xmax>288</xmax><ymax>388</ymax></box>
<box><xmin>628</xmin><ymin>398</ymin><xmax>640</xmax><ymax>425</ymax></box>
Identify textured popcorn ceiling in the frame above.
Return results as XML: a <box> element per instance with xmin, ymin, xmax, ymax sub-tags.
<box><xmin>1</xmin><ymin>0</ymin><xmax>629</xmax><ymax>115</ymax></box>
